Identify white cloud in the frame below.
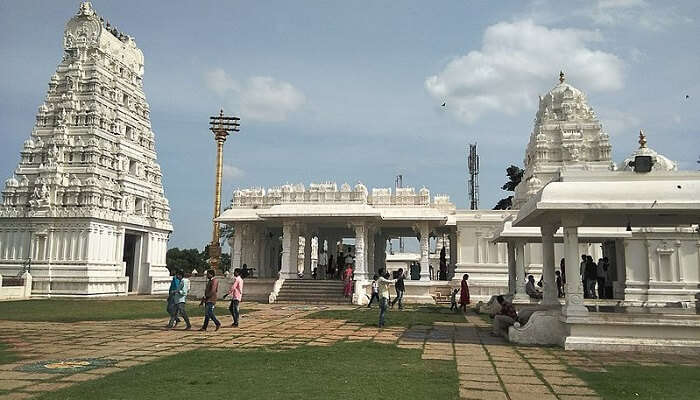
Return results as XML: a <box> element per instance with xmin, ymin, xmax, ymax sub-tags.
<box><xmin>222</xmin><ymin>164</ymin><xmax>245</xmax><ymax>179</ymax></box>
<box><xmin>598</xmin><ymin>109</ymin><xmax>641</xmax><ymax>137</ymax></box>
<box><xmin>425</xmin><ymin>20</ymin><xmax>624</xmax><ymax>123</ymax></box>
<box><xmin>240</xmin><ymin>76</ymin><xmax>306</xmax><ymax>122</ymax></box>
<box><xmin>203</xmin><ymin>70</ymin><xmax>305</xmax><ymax>122</ymax></box>
<box><xmin>204</xmin><ymin>68</ymin><xmax>239</xmax><ymax>96</ymax></box>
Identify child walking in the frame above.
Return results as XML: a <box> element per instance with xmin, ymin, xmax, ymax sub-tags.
<box><xmin>367</xmin><ymin>274</ymin><xmax>379</xmax><ymax>308</ymax></box>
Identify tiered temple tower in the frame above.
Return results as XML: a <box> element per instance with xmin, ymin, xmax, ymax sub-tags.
<box><xmin>0</xmin><ymin>2</ymin><xmax>172</xmax><ymax>295</ymax></box>
<box><xmin>513</xmin><ymin>72</ymin><xmax>613</xmax><ymax>209</ymax></box>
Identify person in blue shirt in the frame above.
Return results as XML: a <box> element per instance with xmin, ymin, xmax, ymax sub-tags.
<box><xmin>166</xmin><ymin>273</ymin><xmax>181</xmax><ymax>328</ymax></box>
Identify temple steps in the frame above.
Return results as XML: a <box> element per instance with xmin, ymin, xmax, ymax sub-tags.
<box><xmin>275</xmin><ymin>279</ymin><xmax>351</xmax><ymax>304</ymax></box>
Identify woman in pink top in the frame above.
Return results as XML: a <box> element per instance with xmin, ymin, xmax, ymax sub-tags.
<box><xmin>343</xmin><ymin>264</ymin><xmax>354</xmax><ymax>298</ymax></box>
<box><xmin>223</xmin><ymin>268</ymin><xmax>244</xmax><ymax>327</ymax></box>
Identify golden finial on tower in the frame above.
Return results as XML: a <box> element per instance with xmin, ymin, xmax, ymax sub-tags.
<box><xmin>559</xmin><ymin>70</ymin><xmax>565</xmax><ymax>84</ymax></box>
<box><xmin>638</xmin><ymin>129</ymin><xmax>647</xmax><ymax>148</ymax></box>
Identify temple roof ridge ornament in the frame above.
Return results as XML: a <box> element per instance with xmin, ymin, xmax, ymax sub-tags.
<box><xmin>619</xmin><ymin>129</ymin><xmax>678</xmax><ymax>172</ymax></box>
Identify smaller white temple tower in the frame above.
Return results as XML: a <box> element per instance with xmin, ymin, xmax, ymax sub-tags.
<box><xmin>513</xmin><ymin>72</ymin><xmax>613</xmax><ymax>209</ymax></box>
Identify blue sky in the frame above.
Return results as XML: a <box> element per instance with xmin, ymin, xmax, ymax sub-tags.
<box><xmin>1</xmin><ymin>0</ymin><xmax>699</xmax><ymax>249</ymax></box>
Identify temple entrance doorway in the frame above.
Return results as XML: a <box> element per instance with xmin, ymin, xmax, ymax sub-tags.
<box><xmin>123</xmin><ymin>232</ymin><xmax>142</xmax><ymax>293</ymax></box>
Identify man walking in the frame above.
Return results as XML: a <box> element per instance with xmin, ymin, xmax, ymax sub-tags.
<box><xmin>224</xmin><ymin>268</ymin><xmax>244</xmax><ymax>327</ymax></box>
<box><xmin>377</xmin><ymin>272</ymin><xmax>396</xmax><ymax>328</ymax></box>
<box><xmin>390</xmin><ymin>268</ymin><xmax>405</xmax><ymax>310</ymax></box>
<box><xmin>166</xmin><ymin>273</ymin><xmax>181</xmax><ymax>328</ymax></box>
<box><xmin>199</xmin><ymin>269</ymin><xmax>221</xmax><ymax>331</ymax></box>
<box><xmin>171</xmin><ymin>270</ymin><xmax>191</xmax><ymax>330</ymax></box>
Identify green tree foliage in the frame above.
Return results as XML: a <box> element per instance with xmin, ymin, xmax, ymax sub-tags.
<box><xmin>493</xmin><ymin>165</ymin><xmax>523</xmax><ymax>210</ymax></box>
<box><xmin>165</xmin><ymin>247</ymin><xmax>208</xmax><ymax>275</ymax></box>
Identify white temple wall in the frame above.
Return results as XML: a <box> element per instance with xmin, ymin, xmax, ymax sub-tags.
<box><xmin>453</xmin><ymin>211</ymin><xmax>513</xmax><ymax>300</ymax></box>
<box><xmin>0</xmin><ymin>218</ymin><xmax>169</xmax><ymax>296</ymax></box>
<box><xmin>623</xmin><ymin>230</ymin><xmax>699</xmax><ymax>305</ymax></box>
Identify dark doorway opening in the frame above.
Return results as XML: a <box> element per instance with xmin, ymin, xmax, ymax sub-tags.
<box><xmin>123</xmin><ymin>234</ymin><xmax>139</xmax><ymax>292</ymax></box>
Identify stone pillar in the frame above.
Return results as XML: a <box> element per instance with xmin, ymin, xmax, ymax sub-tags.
<box><xmin>418</xmin><ymin>222</ymin><xmax>430</xmax><ymax>281</ymax></box>
<box><xmin>614</xmin><ymin>239</ymin><xmax>626</xmax><ymax>299</ymax></box>
<box><xmin>353</xmin><ymin>223</ymin><xmax>368</xmax><ymax>281</ymax></box>
<box><xmin>303</xmin><ymin>234</ymin><xmax>312</xmax><ymax>278</ymax></box>
<box><xmin>448</xmin><ymin>231</ymin><xmax>457</xmax><ymax>280</ymax></box>
<box><xmin>541</xmin><ymin>225</ymin><xmax>559</xmax><ymax>306</ymax></box>
<box><xmin>563</xmin><ymin>222</ymin><xmax>587</xmax><ymax>316</ymax></box>
<box><xmin>232</xmin><ymin>227</ymin><xmax>242</xmax><ymax>271</ymax></box>
<box><xmin>507</xmin><ymin>241</ymin><xmax>516</xmax><ymax>295</ymax></box>
<box><xmin>367</xmin><ymin>227</ymin><xmax>376</xmax><ymax>277</ymax></box>
<box><xmin>514</xmin><ymin>241</ymin><xmax>528</xmax><ymax>301</ymax></box>
<box><xmin>280</xmin><ymin>222</ymin><xmax>297</xmax><ymax>279</ymax></box>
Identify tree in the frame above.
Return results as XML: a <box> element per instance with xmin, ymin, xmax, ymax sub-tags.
<box><xmin>166</xmin><ymin>247</ymin><xmax>209</xmax><ymax>275</ymax></box>
<box><xmin>493</xmin><ymin>165</ymin><xmax>524</xmax><ymax>210</ymax></box>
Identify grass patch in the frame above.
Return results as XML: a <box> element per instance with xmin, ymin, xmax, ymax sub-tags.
<box><xmin>35</xmin><ymin>341</ymin><xmax>458</xmax><ymax>400</ymax></box>
<box><xmin>0</xmin><ymin>299</ymin><xmax>220</xmax><ymax>322</ymax></box>
<box><xmin>305</xmin><ymin>305</ymin><xmax>466</xmax><ymax>327</ymax></box>
<box><xmin>0</xmin><ymin>342</ymin><xmax>20</xmax><ymax>365</ymax></box>
<box><xmin>572</xmin><ymin>364</ymin><xmax>700</xmax><ymax>400</ymax></box>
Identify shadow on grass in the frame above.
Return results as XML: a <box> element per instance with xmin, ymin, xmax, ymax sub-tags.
<box><xmin>34</xmin><ymin>341</ymin><xmax>459</xmax><ymax>400</ymax></box>
<box><xmin>0</xmin><ymin>342</ymin><xmax>20</xmax><ymax>365</ymax></box>
<box><xmin>572</xmin><ymin>364</ymin><xmax>700</xmax><ymax>400</ymax></box>
<box><xmin>304</xmin><ymin>305</ymin><xmax>467</xmax><ymax>328</ymax></box>
<box><xmin>0</xmin><ymin>299</ymin><xmax>212</xmax><ymax>323</ymax></box>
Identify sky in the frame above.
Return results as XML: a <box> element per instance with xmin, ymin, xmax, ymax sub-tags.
<box><xmin>1</xmin><ymin>0</ymin><xmax>699</xmax><ymax>250</ymax></box>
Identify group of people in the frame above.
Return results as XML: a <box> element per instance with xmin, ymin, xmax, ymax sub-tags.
<box><xmin>580</xmin><ymin>255</ymin><xmax>613</xmax><ymax>299</ymax></box>
<box><xmin>366</xmin><ymin>267</ymin><xmax>407</xmax><ymax>328</ymax></box>
<box><xmin>165</xmin><ymin>268</ymin><xmax>244</xmax><ymax>331</ymax></box>
<box><xmin>518</xmin><ymin>254</ymin><xmax>613</xmax><ymax>301</ymax></box>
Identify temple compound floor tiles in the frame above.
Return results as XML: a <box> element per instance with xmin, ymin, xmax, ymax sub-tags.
<box><xmin>0</xmin><ymin>304</ymin><xmax>698</xmax><ymax>399</ymax></box>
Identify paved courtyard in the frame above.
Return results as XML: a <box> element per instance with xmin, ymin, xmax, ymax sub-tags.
<box><xmin>0</xmin><ymin>304</ymin><xmax>698</xmax><ymax>400</ymax></box>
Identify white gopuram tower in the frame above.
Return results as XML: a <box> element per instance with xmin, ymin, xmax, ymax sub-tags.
<box><xmin>0</xmin><ymin>2</ymin><xmax>172</xmax><ymax>296</ymax></box>
<box><xmin>513</xmin><ymin>72</ymin><xmax>613</xmax><ymax>209</ymax></box>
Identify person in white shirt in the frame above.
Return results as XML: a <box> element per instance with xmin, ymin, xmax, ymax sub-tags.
<box><xmin>377</xmin><ymin>272</ymin><xmax>396</xmax><ymax>328</ymax></box>
<box><xmin>344</xmin><ymin>252</ymin><xmax>353</xmax><ymax>266</ymax></box>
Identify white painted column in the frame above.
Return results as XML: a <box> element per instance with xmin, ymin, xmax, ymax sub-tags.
<box><xmin>541</xmin><ymin>225</ymin><xmax>559</xmax><ymax>306</ymax></box>
<box><xmin>418</xmin><ymin>222</ymin><xmax>430</xmax><ymax>281</ymax></box>
<box><xmin>232</xmin><ymin>224</ymin><xmax>242</xmax><ymax>270</ymax></box>
<box><xmin>563</xmin><ymin>221</ymin><xmax>588</xmax><ymax>316</ymax></box>
<box><xmin>353</xmin><ymin>223</ymin><xmax>368</xmax><ymax>281</ymax></box>
<box><xmin>303</xmin><ymin>234</ymin><xmax>312</xmax><ymax>278</ymax></box>
<box><xmin>514</xmin><ymin>240</ymin><xmax>528</xmax><ymax>301</ymax></box>
<box><xmin>367</xmin><ymin>227</ymin><xmax>376</xmax><ymax>277</ymax></box>
<box><xmin>280</xmin><ymin>222</ymin><xmax>297</xmax><ymax>279</ymax></box>
<box><xmin>448</xmin><ymin>231</ymin><xmax>457</xmax><ymax>280</ymax></box>
<box><xmin>507</xmin><ymin>241</ymin><xmax>516</xmax><ymax>295</ymax></box>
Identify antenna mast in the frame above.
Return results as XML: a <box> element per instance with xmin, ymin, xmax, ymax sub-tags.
<box><xmin>468</xmin><ymin>143</ymin><xmax>479</xmax><ymax>210</ymax></box>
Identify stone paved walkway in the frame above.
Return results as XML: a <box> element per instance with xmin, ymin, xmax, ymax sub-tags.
<box><xmin>0</xmin><ymin>304</ymin><xmax>698</xmax><ymax>400</ymax></box>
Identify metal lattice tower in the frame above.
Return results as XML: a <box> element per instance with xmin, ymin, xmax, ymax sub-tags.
<box><xmin>468</xmin><ymin>143</ymin><xmax>480</xmax><ymax>210</ymax></box>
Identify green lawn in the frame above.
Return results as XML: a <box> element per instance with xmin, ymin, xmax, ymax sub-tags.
<box><xmin>0</xmin><ymin>342</ymin><xmax>20</xmax><ymax>365</ymax></box>
<box><xmin>35</xmin><ymin>341</ymin><xmax>458</xmax><ymax>400</ymax></box>
<box><xmin>0</xmin><ymin>299</ymin><xmax>211</xmax><ymax>322</ymax></box>
<box><xmin>573</xmin><ymin>364</ymin><xmax>700</xmax><ymax>400</ymax></box>
<box><xmin>305</xmin><ymin>305</ymin><xmax>467</xmax><ymax>327</ymax></box>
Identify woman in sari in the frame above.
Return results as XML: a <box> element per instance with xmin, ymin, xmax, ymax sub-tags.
<box><xmin>343</xmin><ymin>263</ymin><xmax>354</xmax><ymax>298</ymax></box>
<box><xmin>459</xmin><ymin>273</ymin><xmax>470</xmax><ymax>312</ymax></box>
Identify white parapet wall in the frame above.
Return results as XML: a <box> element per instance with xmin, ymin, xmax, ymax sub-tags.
<box><xmin>0</xmin><ymin>272</ymin><xmax>32</xmax><ymax>300</ymax></box>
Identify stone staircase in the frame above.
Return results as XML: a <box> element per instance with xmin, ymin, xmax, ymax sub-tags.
<box><xmin>275</xmin><ymin>279</ymin><xmax>351</xmax><ymax>304</ymax></box>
